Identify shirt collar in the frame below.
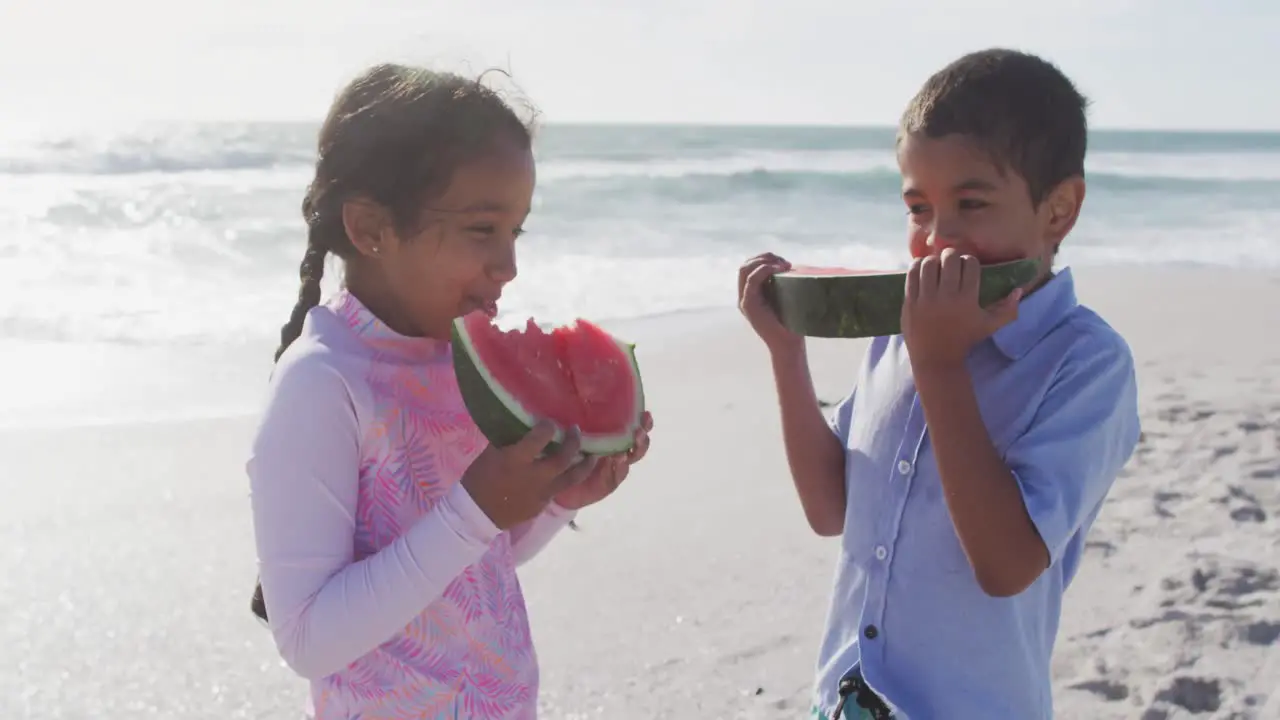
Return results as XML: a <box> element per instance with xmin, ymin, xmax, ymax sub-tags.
<box><xmin>327</xmin><ymin>288</ymin><xmax>452</xmax><ymax>363</ymax></box>
<box><xmin>990</xmin><ymin>266</ymin><xmax>1079</xmax><ymax>360</ymax></box>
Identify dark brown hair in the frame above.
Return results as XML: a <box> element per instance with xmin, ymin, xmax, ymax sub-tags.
<box><xmin>251</xmin><ymin>63</ymin><xmax>535</xmax><ymax>624</ymax></box>
<box><xmin>897</xmin><ymin>48</ymin><xmax>1089</xmax><ymax>206</ymax></box>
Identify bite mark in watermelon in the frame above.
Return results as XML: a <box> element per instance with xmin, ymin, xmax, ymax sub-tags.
<box><xmin>451</xmin><ymin>313</ymin><xmax>645</xmax><ymax>456</ymax></box>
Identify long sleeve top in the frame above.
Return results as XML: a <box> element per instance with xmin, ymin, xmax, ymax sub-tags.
<box><xmin>247</xmin><ymin>288</ymin><xmax>575</xmax><ymax>719</ymax></box>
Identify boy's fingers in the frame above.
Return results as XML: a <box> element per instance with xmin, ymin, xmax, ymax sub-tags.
<box><xmin>960</xmin><ymin>255</ymin><xmax>982</xmax><ymax>297</ymax></box>
<box><xmin>938</xmin><ymin>248</ymin><xmax>963</xmax><ymax>293</ymax></box>
<box><xmin>738</xmin><ymin>254</ymin><xmax>783</xmax><ymax>299</ymax></box>
<box><xmin>738</xmin><ymin>258</ymin><xmax>763</xmax><ymax>299</ymax></box>
<box><xmin>904</xmin><ymin>258</ymin><xmax>922</xmax><ymax>304</ymax></box>
<box><xmin>743</xmin><ymin>262</ymin><xmax>784</xmax><ymax>303</ymax></box>
<box><xmin>918</xmin><ymin>255</ymin><xmax>941</xmax><ymax>300</ymax></box>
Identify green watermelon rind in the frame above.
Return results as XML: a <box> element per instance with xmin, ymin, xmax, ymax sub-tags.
<box><xmin>763</xmin><ymin>257</ymin><xmax>1042</xmax><ymax>339</ymax></box>
<box><xmin>451</xmin><ymin>318</ymin><xmax>646</xmax><ymax>457</ymax></box>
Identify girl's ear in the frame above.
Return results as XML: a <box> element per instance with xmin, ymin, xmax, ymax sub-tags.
<box><xmin>342</xmin><ymin>198</ymin><xmax>395</xmax><ymax>259</ymax></box>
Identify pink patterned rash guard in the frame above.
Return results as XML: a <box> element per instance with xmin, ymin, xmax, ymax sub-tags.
<box><xmin>247</xmin><ymin>289</ymin><xmax>576</xmax><ymax>719</ymax></box>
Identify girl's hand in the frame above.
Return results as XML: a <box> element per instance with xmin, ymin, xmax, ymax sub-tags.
<box><xmin>554</xmin><ymin>412</ymin><xmax>653</xmax><ymax>511</ymax></box>
<box><xmin>462</xmin><ymin>421</ymin><xmax>600</xmax><ymax>530</ymax></box>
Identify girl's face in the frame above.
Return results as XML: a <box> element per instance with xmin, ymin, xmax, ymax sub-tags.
<box><xmin>346</xmin><ymin>135</ymin><xmax>536</xmax><ymax>340</ymax></box>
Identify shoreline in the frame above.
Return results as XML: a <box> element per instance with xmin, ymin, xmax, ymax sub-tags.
<box><xmin>3</xmin><ymin>263</ymin><xmax>1275</xmax><ymax>434</ymax></box>
<box><xmin>1</xmin><ymin>263</ymin><xmax>1278</xmax><ymax>718</ymax></box>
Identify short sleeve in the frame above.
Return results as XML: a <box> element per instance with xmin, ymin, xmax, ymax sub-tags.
<box><xmin>827</xmin><ymin>388</ymin><xmax>857</xmax><ymax>442</ymax></box>
<box><xmin>1004</xmin><ymin>335</ymin><xmax>1141</xmax><ymax>566</ymax></box>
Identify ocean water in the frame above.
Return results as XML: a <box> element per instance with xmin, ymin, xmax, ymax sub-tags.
<box><xmin>1</xmin><ymin>123</ymin><xmax>1278</xmax><ymax>425</ymax></box>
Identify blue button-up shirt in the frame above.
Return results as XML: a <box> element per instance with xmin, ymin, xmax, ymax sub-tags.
<box><xmin>813</xmin><ymin>268</ymin><xmax>1141</xmax><ymax>719</ymax></box>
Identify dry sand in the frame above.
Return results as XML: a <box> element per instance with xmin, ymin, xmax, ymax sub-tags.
<box><xmin>2</xmin><ymin>267</ymin><xmax>1277</xmax><ymax>719</ymax></box>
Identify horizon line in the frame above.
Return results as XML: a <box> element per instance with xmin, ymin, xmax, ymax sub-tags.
<box><xmin>12</xmin><ymin>116</ymin><xmax>1280</xmax><ymax>135</ymax></box>
<box><xmin>535</xmin><ymin>120</ymin><xmax>1280</xmax><ymax>135</ymax></box>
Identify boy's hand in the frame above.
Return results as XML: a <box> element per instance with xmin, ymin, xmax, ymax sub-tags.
<box><xmin>901</xmin><ymin>249</ymin><xmax>1022</xmax><ymax>371</ymax></box>
<box><xmin>738</xmin><ymin>253</ymin><xmax>803</xmax><ymax>357</ymax></box>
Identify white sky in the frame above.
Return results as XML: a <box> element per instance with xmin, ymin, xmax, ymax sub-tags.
<box><xmin>1</xmin><ymin>0</ymin><xmax>1276</xmax><ymax>130</ymax></box>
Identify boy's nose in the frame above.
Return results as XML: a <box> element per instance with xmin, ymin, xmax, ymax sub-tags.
<box><xmin>926</xmin><ymin>227</ymin><xmax>961</xmax><ymax>253</ymax></box>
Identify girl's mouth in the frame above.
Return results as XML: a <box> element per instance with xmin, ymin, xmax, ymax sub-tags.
<box><xmin>467</xmin><ymin>296</ymin><xmax>499</xmax><ymax>318</ymax></box>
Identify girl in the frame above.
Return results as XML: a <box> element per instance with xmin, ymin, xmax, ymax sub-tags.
<box><xmin>247</xmin><ymin>64</ymin><xmax>653</xmax><ymax>720</ymax></box>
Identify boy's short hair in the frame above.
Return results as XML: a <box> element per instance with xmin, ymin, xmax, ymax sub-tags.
<box><xmin>897</xmin><ymin>48</ymin><xmax>1089</xmax><ymax>206</ymax></box>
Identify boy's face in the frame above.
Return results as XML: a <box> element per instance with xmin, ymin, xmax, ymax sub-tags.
<box><xmin>896</xmin><ymin>132</ymin><xmax>1082</xmax><ymax>280</ymax></box>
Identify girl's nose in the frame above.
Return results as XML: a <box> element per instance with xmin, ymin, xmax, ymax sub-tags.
<box><xmin>489</xmin><ymin>244</ymin><xmax>518</xmax><ymax>284</ymax></box>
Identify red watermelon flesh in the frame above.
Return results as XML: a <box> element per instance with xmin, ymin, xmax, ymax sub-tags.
<box><xmin>455</xmin><ymin>312</ymin><xmax>644</xmax><ymax>447</ymax></box>
<box><xmin>784</xmin><ymin>265</ymin><xmax>892</xmax><ymax>276</ymax></box>
<box><xmin>552</xmin><ymin>322</ymin><xmax>640</xmax><ymax>435</ymax></box>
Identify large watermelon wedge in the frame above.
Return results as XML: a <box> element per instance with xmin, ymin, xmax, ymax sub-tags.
<box><xmin>763</xmin><ymin>257</ymin><xmax>1040</xmax><ymax>339</ymax></box>
<box><xmin>451</xmin><ymin>313</ymin><xmax>645</xmax><ymax>456</ymax></box>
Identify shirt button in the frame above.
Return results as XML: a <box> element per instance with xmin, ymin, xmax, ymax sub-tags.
<box><xmin>864</xmin><ymin>624</ymin><xmax>879</xmax><ymax>640</ymax></box>
<box><xmin>897</xmin><ymin>459</ymin><xmax>912</xmax><ymax>475</ymax></box>
<box><xmin>874</xmin><ymin>545</ymin><xmax>888</xmax><ymax>561</ymax></box>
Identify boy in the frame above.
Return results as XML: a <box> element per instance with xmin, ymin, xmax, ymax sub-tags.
<box><xmin>737</xmin><ymin>49</ymin><xmax>1141</xmax><ymax>719</ymax></box>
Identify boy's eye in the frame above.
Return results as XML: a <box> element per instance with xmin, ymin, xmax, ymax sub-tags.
<box><xmin>958</xmin><ymin>198</ymin><xmax>989</xmax><ymax>211</ymax></box>
<box><xmin>906</xmin><ymin>204</ymin><xmax>928</xmax><ymax>216</ymax></box>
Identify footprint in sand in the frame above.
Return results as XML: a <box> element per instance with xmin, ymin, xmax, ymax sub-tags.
<box><xmin>1214</xmin><ymin>486</ymin><xmax>1268</xmax><ymax>523</ymax></box>
<box><xmin>1236</xmin><ymin>418</ymin><xmax>1271</xmax><ymax>434</ymax></box>
<box><xmin>1230</xmin><ymin>505</ymin><xmax>1268</xmax><ymax>523</ymax></box>
<box><xmin>1156</xmin><ymin>405</ymin><xmax>1216</xmax><ymax>424</ymax></box>
<box><xmin>1247</xmin><ymin>461</ymin><xmax>1279</xmax><ymax>480</ymax></box>
<box><xmin>1211</xmin><ymin>444</ymin><xmax>1239</xmax><ymax>461</ymax></box>
<box><xmin>1067</xmin><ymin>677</ymin><xmax>1130</xmax><ymax>702</ymax></box>
<box><xmin>1085</xmin><ymin>538</ymin><xmax>1117</xmax><ymax>558</ymax></box>
<box><xmin>1241</xmin><ymin>619</ymin><xmax>1280</xmax><ymax>646</ymax></box>
<box><xmin>1150</xmin><ymin>675</ymin><xmax>1223</xmax><ymax>714</ymax></box>
<box><xmin>1150</xmin><ymin>556</ymin><xmax>1279</xmax><ymax>616</ymax></box>
<box><xmin>1152</xmin><ymin>490</ymin><xmax>1184</xmax><ymax>519</ymax></box>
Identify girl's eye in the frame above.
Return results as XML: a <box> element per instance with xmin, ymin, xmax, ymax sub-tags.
<box><xmin>906</xmin><ymin>204</ymin><xmax>928</xmax><ymax>216</ymax></box>
<box><xmin>466</xmin><ymin>224</ymin><xmax>524</xmax><ymax>240</ymax></box>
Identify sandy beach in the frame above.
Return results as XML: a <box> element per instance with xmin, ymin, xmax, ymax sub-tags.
<box><xmin>2</xmin><ymin>266</ymin><xmax>1277</xmax><ymax>720</ymax></box>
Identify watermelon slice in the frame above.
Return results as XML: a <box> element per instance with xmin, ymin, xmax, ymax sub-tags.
<box><xmin>451</xmin><ymin>313</ymin><xmax>646</xmax><ymax>456</ymax></box>
<box><xmin>764</xmin><ymin>257</ymin><xmax>1040</xmax><ymax>339</ymax></box>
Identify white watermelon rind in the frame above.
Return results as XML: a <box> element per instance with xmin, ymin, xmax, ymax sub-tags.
<box><xmin>450</xmin><ymin>316</ymin><xmax>646</xmax><ymax>457</ymax></box>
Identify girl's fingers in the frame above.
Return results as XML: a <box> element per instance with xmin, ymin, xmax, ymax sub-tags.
<box><xmin>609</xmin><ymin>456</ymin><xmax>629</xmax><ymax>491</ymax></box>
<box><xmin>627</xmin><ymin>428</ymin><xmax>650</xmax><ymax>463</ymax></box>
